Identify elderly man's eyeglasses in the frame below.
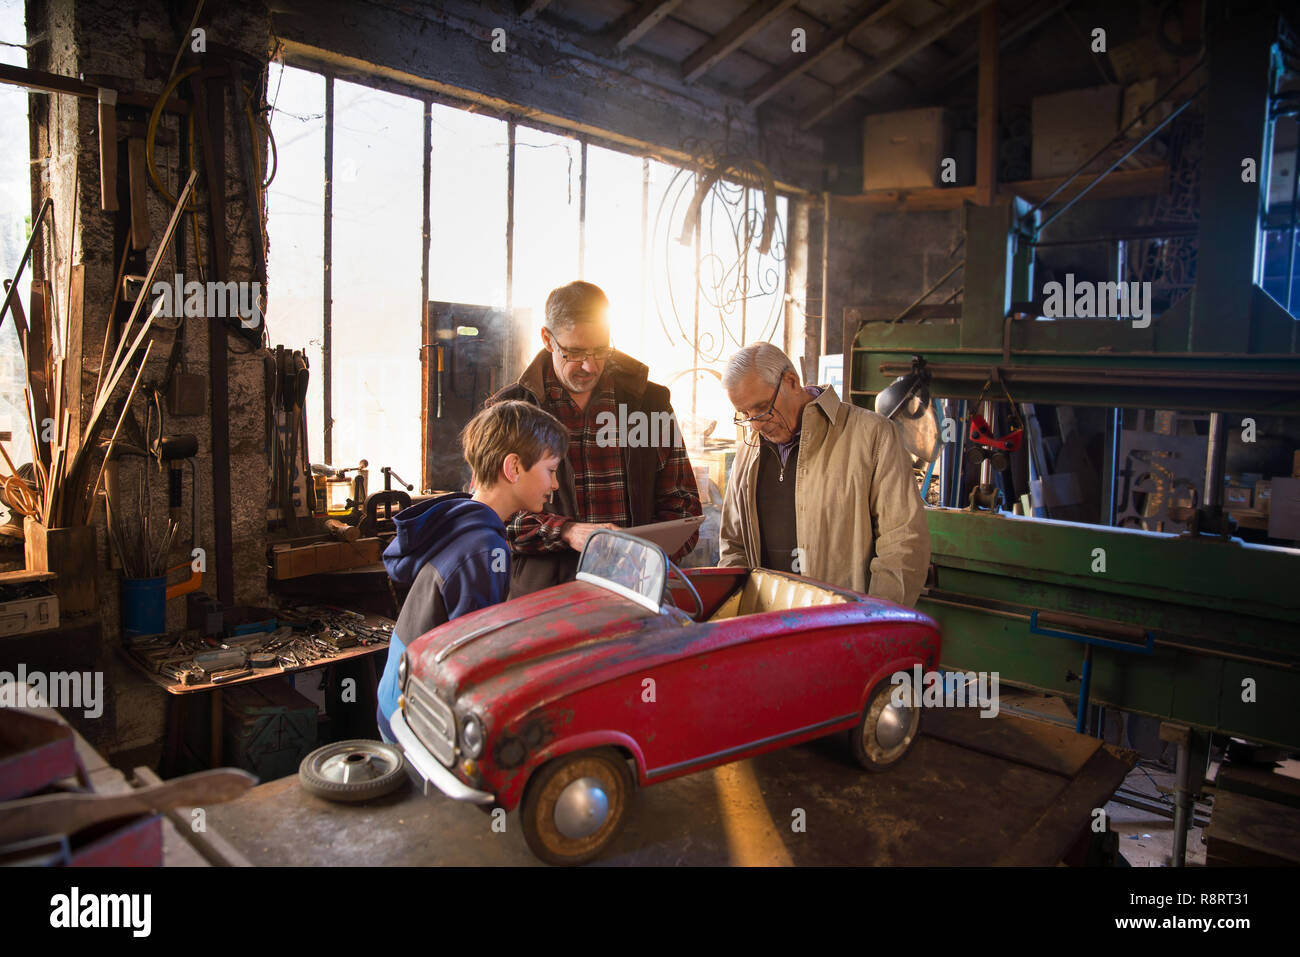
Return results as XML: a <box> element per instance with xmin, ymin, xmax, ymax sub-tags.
<box><xmin>733</xmin><ymin>383</ymin><xmax>781</xmax><ymax>427</ymax></box>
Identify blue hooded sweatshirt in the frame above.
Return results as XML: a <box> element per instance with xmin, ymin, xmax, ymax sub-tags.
<box><xmin>375</xmin><ymin>492</ymin><xmax>509</xmax><ymax>741</ymax></box>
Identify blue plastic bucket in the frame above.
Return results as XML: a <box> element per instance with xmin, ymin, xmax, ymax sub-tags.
<box><xmin>122</xmin><ymin>576</ymin><xmax>166</xmax><ymax>639</ymax></box>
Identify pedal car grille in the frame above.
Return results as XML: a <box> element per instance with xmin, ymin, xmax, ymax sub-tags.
<box><xmin>405</xmin><ymin>674</ymin><xmax>456</xmax><ymax>766</ymax></box>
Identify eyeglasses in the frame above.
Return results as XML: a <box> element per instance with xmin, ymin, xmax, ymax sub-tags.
<box><xmin>547</xmin><ymin>331</ymin><xmax>612</xmax><ymax>363</ymax></box>
<box><xmin>733</xmin><ymin>383</ymin><xmax>781</xmax><ymax>427</ymax></box>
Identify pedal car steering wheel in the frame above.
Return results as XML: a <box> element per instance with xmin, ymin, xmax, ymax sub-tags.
<box><xmin>665</xmin><ymin>559</ymin><xmax>704</xmax><ymax>620</ymax></box>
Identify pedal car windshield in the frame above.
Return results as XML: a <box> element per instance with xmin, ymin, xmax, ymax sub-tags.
<box><xmin>575</xmin><ymin>529</ymin><xmax>668</xmax><ymax>613</ymax></box>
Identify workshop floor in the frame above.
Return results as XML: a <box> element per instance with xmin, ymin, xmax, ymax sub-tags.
<box><xmin>998</xmin><ymin>689</ymin><xmax>1208</xmax><ymax>866</ymax></box>
<box><xmin>203</xmin><ymin>705</ymin><xmax>1134</xmax><ymax>866</ymax></box>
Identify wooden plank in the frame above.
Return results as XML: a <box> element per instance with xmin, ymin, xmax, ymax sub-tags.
<box><xmin>97</xmin><ymin>90</ymin><xmax>118</xmax><ymax>212</ymax></box>
<box><xmin>922</xmin><ymin>706</ymin><xmax>1101</xmax><ymax>777</ymax></box>
<box><xmin>127</xmin><ymin>138</ymin><xmax>152</xmax><ymax>250</ymax></box>
<box><xmin>682</xmin><ymin>0</ymin><xmax>799</xmax><ymax>83</ymax></box>
<box><xmin>134</xmin><ymin>765</ymin><xmax>253</xmax><ymax>866</ymax></box>
<box><xmin>612</xmin><ymin>0</ymin><xmax>685</xmax><ymax>51</ymax></box>
<box><xmin>995</xmin><ymin>744</ymin><xmax>1137</xmax><ymax>865</ymax></box>
<box><xmin>64</xmin><ymin>264</ymin><xmax>83</xmax><ymax>468</ymax></box>
<box><xmin>26</xmin><ymin>281</ymin><xmax>50</xmax><ymax>472</ymax></box>
<box><xmin>975</xmin><ymin>4</ymin><xmax>997</xmax><ymax>206</ymax></box>
<box><xmin>802</xmin><ymin>0</ymin><xmax>995</xmax><ymax>128</ymax></box>
<box><xmin>1205</xmin><ymin>789</ymin><xmax>1300</xmax><ymax>866</ymax></box>
<box><xmin>0</xmin><ymin>62</ymin><xmax>188</xmax><ymax>112</ymax></box>
<box><xmin>1214</xmin><ymin>763</ymin><xmax>1300</xmax><ymax>809</ymax></box>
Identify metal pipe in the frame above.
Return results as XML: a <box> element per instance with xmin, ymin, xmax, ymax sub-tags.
<box><xmin>1171</xmin><ymin>738</ymin><xmax>1191</xmax><ymax>867</ymax></box>
<box><xmin>1075</xmin><ymin>644</ymin><xmax>1093</xmax><ymax>736</ymax></box>
<box><xmin>877</xmin><ymin>362</ymin><xmax>1300</xmax><ymax>390</ymax></box>
<box><xmin>1026</xmin><ymin>225</ymin><xmax>1199</xmax><ymax>246</ymax></box>
<box><xmin>1204</xmin><ymin>412</ymin><xmax>1226</xmax><ymax>509</ymax></box>
<box><xmin>322</xmin><ymin>75</ymin><xmax>334</xmax><ymax>464</ymax></box>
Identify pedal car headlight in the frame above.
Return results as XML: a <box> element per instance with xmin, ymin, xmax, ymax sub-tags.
<box><xmin>461</xmin><ymin>714</ymin><xmax>484</xmax><ymax>758</ymax></box>
<box><xmin>397</xmin><ymin>653</ymin><xmax>408</xmax><ymax>691</ymax></box>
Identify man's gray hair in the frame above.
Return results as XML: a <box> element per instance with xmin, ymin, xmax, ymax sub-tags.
<box><xmin>722</xmin><ymin>342</ymin><xmax>796</xmax><ymax>392</ymax></box>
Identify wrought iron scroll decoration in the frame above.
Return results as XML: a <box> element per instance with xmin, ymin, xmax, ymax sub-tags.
<box><xmin>649</xmin><ymin>150</ymin><xmax>787</xmax><ymax>367</ymax></box>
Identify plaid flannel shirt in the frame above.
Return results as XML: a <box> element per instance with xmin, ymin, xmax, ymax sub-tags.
<box><xmin>508</xmin><ymin>360</ymin><xmax>701</xmax><ymax>561</ymax></box>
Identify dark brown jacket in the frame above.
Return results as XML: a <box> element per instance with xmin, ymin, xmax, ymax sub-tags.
<box><xmin>489</xmin><ymin>349</ymin><xmax>697</xmax><ymax>598</ymax></box>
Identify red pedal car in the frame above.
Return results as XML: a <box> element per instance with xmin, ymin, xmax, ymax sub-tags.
<box><xmin>389</xmin><ymin>529</ymin><xmax>941</xmax><ymax>865</ymax></box>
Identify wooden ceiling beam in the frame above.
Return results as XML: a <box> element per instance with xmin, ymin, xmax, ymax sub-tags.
<box><xmin>682</xmin><ymin>0</ymin><xmax>799</xmax><ymax>83</ymax></box>
<box><xmin>801</xmin><ymin>0</ymin><xmax>994</xmax><ymax>128</ymax></box>
<box><xmin>745</xmin><ymin>0</ymin><xmax>908</xmax><ymax>108</ymax></box>
<box><xmin>612</xmin><ymin>0</ymin><xmax>686</xmax><ymax>51</ymax></box>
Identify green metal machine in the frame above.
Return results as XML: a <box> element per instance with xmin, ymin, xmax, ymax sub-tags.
<box><xmin>849</xmin><ymin>0</ymin><xmax>1300</xmax><ymax>836</ymax></box>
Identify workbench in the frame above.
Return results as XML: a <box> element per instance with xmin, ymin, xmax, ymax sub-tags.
<box><xmin>205</xmin><ymin>707</ymin><xmax>1135</xmax><ymax>866</ymax></box>
<box><xmin>117</xmin><ymin>608</ymin><xmax>394</xmax><ymax>775</ymax></box>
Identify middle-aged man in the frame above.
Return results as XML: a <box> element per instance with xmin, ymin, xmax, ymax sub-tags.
<box><xmin>489</xmin><ymin>280</ymin><xmax>702</xmax><ymax>598</ymax></box>
<box><xmin>719</xmin><ymin>341</ymin><xmax>930</xmax><ymax>607</ymax></box>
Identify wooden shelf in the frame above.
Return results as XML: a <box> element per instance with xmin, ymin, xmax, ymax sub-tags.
<box><xmin>833</xmin><ymin>166</ymin><xmax>1169</xmax><ymax>216</ymax></box>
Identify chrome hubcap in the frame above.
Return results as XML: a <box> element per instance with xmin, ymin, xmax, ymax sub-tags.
<box><xmin>553</xmin><ymin>776</ymin><xmax>610</xmax><ymax>839</ymax></box>
<box><xmin>875</xmin><ymin>700</ymin><xmax>912</xmax><ymax>750</ymax></box>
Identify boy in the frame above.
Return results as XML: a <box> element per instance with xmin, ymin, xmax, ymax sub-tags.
<box><xmin>375</xmin><ymin>400</ymin><xmax>568</xmax><ymax>742</ymax></box>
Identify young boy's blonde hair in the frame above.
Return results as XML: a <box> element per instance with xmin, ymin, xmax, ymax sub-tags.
<box><xmin>462</xmin><ymin>400</ymin><xmax>568</xmax><ymax>489</ymax></box>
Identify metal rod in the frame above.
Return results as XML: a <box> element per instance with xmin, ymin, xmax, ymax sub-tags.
<box><xmin>640</xmin><ymin>157</ymin><xmax>649</xmax><ymax>342</ymax></box>
<box><xmin>890</xmin><ymin>259</ymin><xmax>965</xmax><ymax>324</ymax></box>
<box><xmin>1204</xmin><ymin>412</ymin><xmax>1226</xmax><ymax>509</ymax></box>
<box><xmin>1075</xmin><ymin>644</ymin><xmax>1093</xmax><ymax>736</ymax></box>
<box><xmin>1036</xmin><ymin>90</ymin><xmax>1203</xmax><ymax>236</ymax></box>
<box><xmin>506</xmin><ymin>120</ymin><xmax>515</xmax><ymax>321</ymax></box>
<box><xmin>1024</xmin><ymin>57</ymin><xmax>1205</xmax><ymax>222</ymax></box>
<box><xmin>1026</xmin><ymin>226</ymin><xmax>1200</xmax><ymax>246</ymax></box>
<box><xmin>877</xmin><ymin>361</ymin><xmax>1300</xmax><ymax>389</ymax></box>
<box><xmin>322</xmin><ymin>74</ymin><xmax>334</xmax><ymax>463</ymax></box>
<box><xmin>578</xmin><ymin>139</ymin><xmax>587</xmax><ymax>279</ymax></box>
<box><xmin>1171</xmin><ymin>738</ymin><xmax>1191</xmax><ymax>866</ymax></box>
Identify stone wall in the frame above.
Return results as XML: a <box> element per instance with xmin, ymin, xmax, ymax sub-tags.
<box><xmin>25</xmin><ymin>0</ymin><xmax>271</xmax><ymax>760</ymax></box>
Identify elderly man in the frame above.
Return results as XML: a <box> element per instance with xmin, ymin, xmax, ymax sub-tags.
<box><xmin>489</xmin><ymin>280</ymin><xmax>702</xmax><ymax>597</ymax></box>
<box><xmin>719</xmin><ymin>342</ymin><xmax>930</xmax><ymax>607</ymax></box>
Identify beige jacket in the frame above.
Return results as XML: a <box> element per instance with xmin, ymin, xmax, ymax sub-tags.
<box><xmin>719</xmin><ymin>386</ymin><xmax>931</xmax><ymax>607</ymax></box>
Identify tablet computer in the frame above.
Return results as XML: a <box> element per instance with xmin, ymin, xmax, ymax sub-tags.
<box><xmin>623</xmin><ymin>515</ymin><xmax>706</xmax><ymax>555</ymax></box>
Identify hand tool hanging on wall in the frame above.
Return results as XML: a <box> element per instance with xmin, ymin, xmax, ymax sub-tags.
<box><xmin>266</xmin><ymin>346</ymin><xmax>313</xmax><ymax>532</ymax></box>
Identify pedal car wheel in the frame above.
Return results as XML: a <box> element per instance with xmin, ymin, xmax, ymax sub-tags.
<box><xmin>851</xmin><ymin>679</ymin><xmax>920</xmax><ymax>772</ymax></box>
<box><xmin>298</xmin><ymin>739</ymin><xmax>407</xmax><ymax>802</ymax></box>
<box><xmin>520</xmin><ymin>748</ymin><xmax>633</xmax><ymax>865</ymax></box>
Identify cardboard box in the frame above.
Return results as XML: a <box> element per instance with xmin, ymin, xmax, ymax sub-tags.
<box><xmin>1268</xmin><ymin>477</ymin><xmax>1300</xmax><ymax>540</ymax></box>
<box><xmin>863</xmin><ymin>107</ymin><xmax>947</xmax><ymax>191</ymax></box>
<box><xmin>1032</xmin><ymin>85</ymin><xmax>1120</xmax><ymax>179</ymax></box>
